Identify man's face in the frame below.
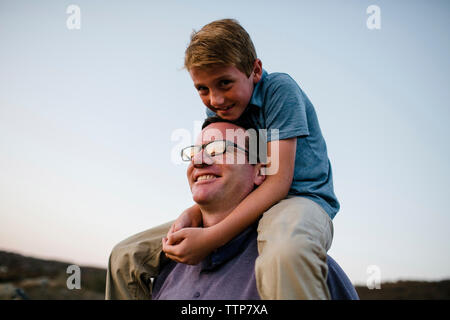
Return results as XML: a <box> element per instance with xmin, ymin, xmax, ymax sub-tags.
<box><xmin>189</xmin><ymin>62</ymin><xmax>261</xmax><ymax>121</ymax></box>
<box><xmin>186</xmin><ymin>122</ymin><xmax>264</xmax><ymax>209</ymax></box>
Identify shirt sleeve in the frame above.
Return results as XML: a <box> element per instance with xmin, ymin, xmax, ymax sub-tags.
<box><xmin>206</xmin><ymin>108</ymin><xmax>215</xmax><ymax>117</ymax></box>
<box><xmin>264</xmin><ymin>73</ymin><xmax>310</xmax><ymax>141</ymax></box>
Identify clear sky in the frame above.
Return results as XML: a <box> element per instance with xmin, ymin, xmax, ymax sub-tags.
<box><xmin>0</xmin><ymin>0</ymin><xmax>449</xmax><ymax>285</ymax></box>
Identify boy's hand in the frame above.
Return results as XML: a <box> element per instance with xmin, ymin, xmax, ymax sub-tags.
<box><xmin>162</xmin><ymin>227</ymin><xmax>216</xmax><ymax>265</ymax></box>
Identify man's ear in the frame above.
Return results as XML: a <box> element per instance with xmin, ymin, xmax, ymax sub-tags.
<box><xmin>253</xmin><ymin>163</ymin><xmax>266</xmax><ymax>186</ymax></box>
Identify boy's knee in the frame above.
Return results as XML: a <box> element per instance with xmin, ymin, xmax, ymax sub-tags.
<box><xmin>109</xmin><ymin>241</ymin><xmax>135</xmax><ymax>280</ymax></box>
<box><xmin>109</xmin><ymin>235</ymin><xmax>158</xmax><ymax>279</ymax></box>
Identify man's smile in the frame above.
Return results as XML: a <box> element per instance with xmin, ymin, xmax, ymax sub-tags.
<box><xmin>195</xmin><ymin>174</ymin><xmax>219</xmax><ymax>183</ymax></box>
<box><xmin>193</xmin><ymin>170</ymin><xmax>222</xmax><ymax>183</ymax></box>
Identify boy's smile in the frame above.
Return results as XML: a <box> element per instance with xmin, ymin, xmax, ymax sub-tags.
<box><xmin>189</xmin><ymin>60</ymin><xmax>262</xmax><ymax>121</ymax></box>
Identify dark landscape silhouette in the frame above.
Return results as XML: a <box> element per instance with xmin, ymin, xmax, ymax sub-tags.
<box><xmin>0</xmin><ymin>250</ymin><xmax>448</xmax><ymax>300</ymax></box>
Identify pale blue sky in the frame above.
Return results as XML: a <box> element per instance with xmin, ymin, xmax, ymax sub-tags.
<box><xmin>0</xmin><ymin>0</ymin><xmax>449</xmax><ymax>285</ymax></box>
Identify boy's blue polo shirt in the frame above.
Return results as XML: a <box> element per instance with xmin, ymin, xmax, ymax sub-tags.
<box><xmin>206</xmin><ymin>70</ymin><xmax>339</xmax><ymax>219</ymax></box>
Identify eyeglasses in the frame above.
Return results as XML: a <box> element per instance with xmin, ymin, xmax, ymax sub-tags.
<box><xmin>181</xmin><ymin>140</ymin><xmax>249</xmax><ymax>162</ymax></box>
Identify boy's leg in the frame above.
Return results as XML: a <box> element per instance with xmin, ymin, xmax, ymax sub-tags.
<box><xmin>255</xmin><ymin>196</ymin><xmax>333</xmax><ymax>300</ymax></box>
<box><xmin>105</xmin><ymin>220</ymin><xmax>173</xmax><ymax>300</ymax></box>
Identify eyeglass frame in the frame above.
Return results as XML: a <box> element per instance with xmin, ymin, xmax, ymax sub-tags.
<box><xmin>180</xmin><ymin>140</ymin><xmax>250</xmax><ymax>162</ymax></box>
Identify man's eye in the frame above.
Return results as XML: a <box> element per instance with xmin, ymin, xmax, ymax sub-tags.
<box><xmin>208</xmin><ymin>146</ymin><xmax>218</xmax><ymax>156</ymax></box>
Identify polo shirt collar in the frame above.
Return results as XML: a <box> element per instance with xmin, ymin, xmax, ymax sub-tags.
<box><xmin>248</xmin><ymin>69</ymin><xmax>268</xmax><ymax>108</ymax></box>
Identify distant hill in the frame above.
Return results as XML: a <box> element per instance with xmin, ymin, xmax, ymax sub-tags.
<box><xmin>1</xmin><ymin>250</ymin><xmax>449</xmax><ymax>300</ymax></box>
<box><xmin>0</xmin><ymin>250</ymin><xmax>106</xmax><ymax>300</ymax></box>
<box><xmin>354</xmin><ymin>280</ymin><xmax>450</xmax><ymax>300</ymax></box>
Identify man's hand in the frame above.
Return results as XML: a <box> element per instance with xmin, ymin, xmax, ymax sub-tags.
<box><xmin>162</xmin><ymin>227</ymin><xmax>216</xmax><ymax>265</ymax></box>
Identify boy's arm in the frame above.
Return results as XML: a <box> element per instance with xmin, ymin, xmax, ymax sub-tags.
<box><xmin>168</xmin><ymin>203</ymin><xmax>203</xmax><ymax>234</ymax></box>
<box><xmin>163</xmin><ymin>138</ymin><xmax>296</xmax><ymax>264</ymax></box>
<box><xmin>210</xmin><ymin>137</ymin><xmax>296</xmax><ymax>245</ymax></box>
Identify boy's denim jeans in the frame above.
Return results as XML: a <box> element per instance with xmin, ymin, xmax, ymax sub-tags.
<box><xmin>105</xmin><ymin>196</ymin><xmax>333</xmax><ymax>300</ymax></box>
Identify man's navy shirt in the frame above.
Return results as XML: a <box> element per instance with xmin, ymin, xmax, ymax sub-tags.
<box><xmin>152</xmin><ymin>225</ymin><xmax>260</xmax><ymax>300</ymax></box>
<box><xmin>152</xmin><ymin>225</ymin><xmax>359</xmax><ymax>300</ymax></box>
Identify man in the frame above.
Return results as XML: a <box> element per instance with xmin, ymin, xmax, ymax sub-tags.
<box><xmin>154</xmin><ymin>118</ymin><xmax>265</xmax><ymax>299</ymax></box>
<box><xmin>106</xmin><ymin>118</ymin><xmax>358</xmax><ymax>300</ymax></box>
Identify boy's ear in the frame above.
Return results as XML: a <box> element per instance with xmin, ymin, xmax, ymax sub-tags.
<box><xmin>252</xmin><ymin>59</ymin><xmax>263</xmax><ymax>84</ymax></box>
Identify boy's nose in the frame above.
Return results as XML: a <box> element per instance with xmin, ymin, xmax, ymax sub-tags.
<box><xmin>210</xmin><ymin>91</ymin><xmax>225</xmax><ymax>107</ymax></box>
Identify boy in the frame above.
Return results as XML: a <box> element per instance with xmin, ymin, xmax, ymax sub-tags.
<box><xmin>106</xmin><ymin>19</ymin><xmax>339</xmax><ymax>300</ymax></box>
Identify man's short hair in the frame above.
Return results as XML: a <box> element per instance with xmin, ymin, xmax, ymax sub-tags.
<box><xmin>184</xmin><ymin>19</ymin><xmax>257</xmax><ymax>77</ymax></box>
<box><xmin>202</xmin><ymin>116</ymin><xmax>262</xmax><ymax>164</ymax></box>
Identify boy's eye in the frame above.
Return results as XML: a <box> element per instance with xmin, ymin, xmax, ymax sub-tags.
<box><xmin>196</xmin><ymin>86</ymin><xmax>208</xmax><ymax>93</ymax></box>
<box><xmin>220</xmin><ymin>80</ymin><xmax>232</xmax><ymax>86</ymax></box>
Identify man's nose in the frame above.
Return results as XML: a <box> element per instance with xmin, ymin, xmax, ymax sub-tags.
<box><xmin>210</xmin><ymin>91</ymin><xmax>225</xmax><ymax>107</ymax></box>
<box><xmin>192</xmin><ymin>149</ymin><xmax>214</xmax><ymax>167</ymax></box>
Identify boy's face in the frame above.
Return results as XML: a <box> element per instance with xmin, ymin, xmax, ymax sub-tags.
<box><xmin>189</xmin><ymin>60</ymin><xmax>262</xmax><ymax>121</ymax></box>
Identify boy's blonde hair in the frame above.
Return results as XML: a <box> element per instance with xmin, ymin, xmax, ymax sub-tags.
<box><xmin>184</xmin><ymin>19</ymin><xmax>257</xmax><ymax>77</ymax></box>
